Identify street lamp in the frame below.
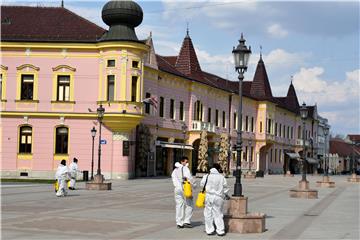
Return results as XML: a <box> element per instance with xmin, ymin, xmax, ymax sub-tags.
<box><xmin>90</xmin><ymin>127</ymin><xmax>97</xmax><ymax>180</ymax></box>
<box><xmin>248</xmin><ymin>139</ymin><xmax>252</xmax><ymax>173</ymax></box>
<box><xmin>181</xmin><ymin>124</ymin><xmax>187</xmax><ymax>156</ymax></box>
<box><xmin>96</xmin><ymin>104</ymin><xmax>105</xmax><ymax>178</ymax></box>
<box><xmin>232</xmin><ymin>33</ymin><xmax>251</xmax><ymax>197</ymax></box>
<box><xmin>323</xmin><ymin>126</ymin><xmax>329</xmax><ymax>177</ymax></box>
<box><xmin>300</xmin><ymin>102</ymin><xmax>308</xmax><ymax>182</ymax></box>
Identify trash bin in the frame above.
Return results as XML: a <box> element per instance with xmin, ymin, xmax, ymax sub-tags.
<box><xmin>83</xmin><ymin>170</ymin><xmax>89</xmax><ymax>181</ymax></box>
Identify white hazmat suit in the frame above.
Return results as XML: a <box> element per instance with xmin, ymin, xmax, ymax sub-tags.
<box><xmin>69</xmin><ymin>161</ymin><xmax>79</xmax><ymax>189</ymax></box>
<box><xmin>55</xmin><ymin>164</ymin><xmax>70</xmax><ymax>197</ymax></box>
<box><xmin>171</xmin><ymin>162</ymin><xmax>195</xmax><ymax>227</ymax></box>
<box><xmin>200</xmin><ymin>168</ymin><xmax>229</xmax><ymax>235</ymax></box>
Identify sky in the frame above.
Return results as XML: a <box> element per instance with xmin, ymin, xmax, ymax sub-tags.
<box><xmin>2</xmin><ymin>0</ymin><xmax>360</xmax><ymax>136</ymax></box>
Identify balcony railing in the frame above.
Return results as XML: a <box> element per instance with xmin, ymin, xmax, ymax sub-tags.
<box><xmin>296</xmin><ymin>139</ymin><xmax>310</xmax><ymax>147</ymax></box>
<box><xmin>191</xmin><ymin>121</ymin><xmax>216</xmax><ymax>133</ymax></box>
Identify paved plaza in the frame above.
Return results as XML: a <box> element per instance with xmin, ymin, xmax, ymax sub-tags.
<box><xmin>1</xmin><ymin>175</ymin><xmax>359</xmax><ymax>240</ymax></box>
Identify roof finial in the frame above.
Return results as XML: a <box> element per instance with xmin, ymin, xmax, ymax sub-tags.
<box><xmin>186</xmin><ymin>22</ymin><xmax>189</xmax><ymax>37</ymax></box>
<box><xmin>290</xmin><ymin>75</ymin><xmax>293</xmax><ymax>84</ymax></box>
<box><xmin>260</xmin><ymin>45</ymin><xmax>263</xmax><ymax>60</ymax></box>
<box><xmin>150</xmin><ymin>31</ymin><xmax>152</xmax><ymax>38</ymax></box>
<box><xmin>61</xmin><ymin>0</ymin><xmax>64</xmax><ymax>8</ymax></box>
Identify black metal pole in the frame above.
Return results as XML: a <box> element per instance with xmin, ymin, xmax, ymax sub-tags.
<box><xmin>233</xmin><ymin>71</ymin><xmax>244</xmax><ymax>197</ymax></box>
<box><xmin>352</xmin><ymin>142</ymin><xmax>355</xmax><ymax>174</ymax></box>
<box><xmin>97</xmin><ymin>119</ymin><xmax>102</xmax><ymax>175</ymax></box>
<box><xmin>302</xmin><ymin>120</ymin><xmax>307</xmax><ymax>182</ymax></box>
<box><xmin>324</xmin><ymin>133</ymin><xmax>328</xmax><ymax>177</ymax></box>
<box><xmin>91</xmin><ymin>135</ymin><xmax>95</xmax><ymax>180</ymax></box>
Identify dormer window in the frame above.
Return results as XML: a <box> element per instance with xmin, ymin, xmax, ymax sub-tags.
<box><xmin>132</xmin><ymin>60</ymin><xmax>139</xmax><ymax>68</ymax></box>
<box><xmin>107</xmin><ymin>59</ymin><xmax>115</xmax><ymax>67</ymax></box>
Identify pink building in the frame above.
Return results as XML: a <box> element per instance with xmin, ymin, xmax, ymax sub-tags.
<box><xmin>0</xmin><ymin>2</ymin><xmax>324</xmax><ymax>179</ymax></box>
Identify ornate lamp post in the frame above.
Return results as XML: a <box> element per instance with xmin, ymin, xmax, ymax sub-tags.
<box><xmin>232</xmin><ymin>33</ymin><xmax>251</xmax><ymax>197</ymax></box>
<box><xmin>299</xmin><ymin>102</ymin><xmax>308</xmax><ymax>182</ymax></box>
<box><xmin>248</xmin><ymin>139</ymin><xmax>252</xmax><ymax>173</ymax></box>
<box><xmin>182</xmin><ymin>123</ymin><xmax>187</xmax><ymax>156</ymax></box>
<box><xmin>96</xmin><ymin>104</ymin><xmax>105</xmax><ymax>178</ymax></box>
<box><xmin>323</xmin><ymin>126</ymin><xmax>329</xmax><ymax>177</ymax></box>
<box><xmin>225</xmin><ymin>35</ymin><xmax>265</xmax><ymax>234</ymax></box>
<box><xmin>90</xmin><ymin>127</ymin><xmax>97</xmax><ymax>180</ymax></box>
<box><xmin>316</xmin><ymin>125</ymin><xmax>335</xmax><ymax>187</ymax></box>
<box><xmin>289</xmin><ymin>102</ymin><xmax>318</xmax><ymax>197</ymax></box>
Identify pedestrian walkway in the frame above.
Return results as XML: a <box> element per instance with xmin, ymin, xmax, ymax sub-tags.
<box><xmin>1</xmin><ymin>175</ymin><xmax>359</xmax><ymax>239</ymax></box>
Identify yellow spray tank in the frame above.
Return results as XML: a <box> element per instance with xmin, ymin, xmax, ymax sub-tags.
<box><xmin>183</xmin><ymin>180</ymin><xmax>192</xmax><ymax>198</ymax></box>
<box><xmin>195</xmin><ymin>191</ymin><xmax>206</xmax><ymax>208</ymax></box>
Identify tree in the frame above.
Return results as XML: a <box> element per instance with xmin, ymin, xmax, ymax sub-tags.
<box><xmin>197</xmin><ymin>130</ymin><xmax>208</xmax><ymax>173</ymax></box>
<box><xmin>218</xmin><ymin>133</ymin><xmax>229</xmax><ymax>175</ymax></box>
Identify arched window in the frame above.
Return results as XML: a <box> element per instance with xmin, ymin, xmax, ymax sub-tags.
<box><xmin>55</xmin><ymin>127</ymin><xmax>69</xmax><ymax>154</ymax></box>
<box><xmin>193</xmin><ymin>100</ymin><xmax>203</xmax><ymax>121</ymax></box>
<box><xmin>19</xmin><ymin>126</ymin><xmax>32</xmax><ymax>153</ymax></box>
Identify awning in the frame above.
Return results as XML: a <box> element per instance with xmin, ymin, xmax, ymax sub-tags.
<box><xmin>156</xmin><ymin>141</ymin><xmax>193</xmax><ymax>150</ymax></box>
<box><xmin>286</xmin><ymin>152</ymin><xmax>300</xmax><ymax>159</ymax></box>
<box><xmin>306</xmin><ymin>158</ymin><xmax>320</xmax><ymax>164</ymax></box>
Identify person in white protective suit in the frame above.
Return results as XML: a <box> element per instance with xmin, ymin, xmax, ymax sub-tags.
<box><xmin>200</xmin><ymin>163</ymin><xmax>229</xmax><ymax>236</ymax></box>
<box><xmin>55</xmin><ymin>159</ymin><xmax>70</xmax><ymax>197</ymax></box>
<box><xmin>171</xmin><ymin>156</ymin><xmax>195</xmax><ymax>229</ymax></box>
<box><xmin>69</xmin><ymin>158</ymin><xmax>80</xmax><ymax>190</ymax></box>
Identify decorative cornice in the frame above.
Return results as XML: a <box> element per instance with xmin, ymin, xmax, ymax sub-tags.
<box><xmin>1</xmin><ymin>65</ymin><xmax>8</xmax><ymax>70</ymax></box>
<box><xmin>16</xmin><ymin>64</ymin><xmax>40</xmax><ymax>71</ymax></box>
<box><xmin>52</xmin><ymin>65</ymin><xmax>76</xmax><ymax>72</ymax></box>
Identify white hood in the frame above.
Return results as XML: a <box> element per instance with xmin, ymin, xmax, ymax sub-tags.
<box><xmin>174</xmin><ymin>162</ymin><xmax>182</xmax><ymax>168</ymax></box>
<box><xmin>209</xmin><ymin>168</ymin><xmax>219</xmax><ymax>174</ymax></box>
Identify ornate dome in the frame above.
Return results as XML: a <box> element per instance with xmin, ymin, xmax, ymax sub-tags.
<box><xmin>100</xmin><ymin>0</ymin><xmax>143</xmax><ymax>42</ymax></box>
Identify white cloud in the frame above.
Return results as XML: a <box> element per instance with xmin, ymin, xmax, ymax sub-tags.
<box><xmin>293</xmin><ymin>68</ymin><xmax>359</xmax><ymax>104</ymax></box>
<box><xmin>267</xmin><ymin>23</ymin><xmax>288</xmax><ymax>38</ymax></box>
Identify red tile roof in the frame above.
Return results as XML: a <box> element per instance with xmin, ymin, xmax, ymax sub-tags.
<box><xmin>330</xmin><ymin>138</ymin><xmax>360</xmax><ymax>157</ymax></box>
<box><xmin>175</xmin><ymin>34</ymin><xmax>202</xmax><ymax>76</ymax></box>
<box><xmin>250</xmin><ymin>56</ymin><xmax>273</xmax><ymax>100</ymax></box>
<box><xmin>348</xmin><ymin>134</ymin><xmax>360</xmax><ymax>143</ymax></box>
<box><xmin>1</xmin><ymin>6</ymin><xmax>105</xmax><ymax>42</ymax></box>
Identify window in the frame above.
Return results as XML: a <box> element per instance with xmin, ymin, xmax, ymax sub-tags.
<box><xmin>145</xmin><ymin>92</ymin><xmax>151</xmax><ymax>114</ymax></box>
<box><xmin>287</xmin><ymin>126</ymin><xmax>290</xmax><ymax>139</ymax></box>
<box><xmin>233</xmin><ymin>113</ymin><xmax>237</xmax><ymax>129</ymax></box>
<box><xmin>170</xmin><ymin>99</ymin><xmax>175</xmax><ymax>119</ymax></box>
<box><xmin>283</xmin><ymin>125</ymin><xmax>286</xmax><ymax>138</ymax></box>
<box><xmin>267</xmin><ymin>118</ymin><xmax>271</xmax><ymax>134</ymax></box>
<box><xmin>107</xmin><ymin>59</ymin><xmax>115</xmax><ymax>67</ymax></box>
<box><xmin>250</xmin><ymin>146</ymin><xmax>254</xmax><ymax>162</ymax></box>
<box><xmin>131</xmin><ymin>76</ymin><xmax>138</xmax><ymax>102</ymax></box>
<box><xmin>132</xmin><ymin>60</ymin><xmax>139</xmax><ymax>68</ymax></box>
<box><xmin>260</xmin><ymin>121</ymin><xmax>263</xmax><ymax>133</ymax></box>
<box><xmin>245</xmin><ymin>116</ymin><xmax>249</xmax><ymax>132</ymax></box>
<box><xmin>19</xmin><ymin>126</ymin><xmax>32</xmax><ymax>153</ymax></box>
<box><xmin>251</xmin><ymin>117</ymin><xmax>254</xmax><ymax>132</ymax></box>
<box><xmin>245</xmin><ymin>146</ymin><xmax>248</xmax><ymax>161</ymax></box>
<box><xmin>55</xmin><ymin>127</ymin><xmax>69</xmax><ymax>154</ymax></box>
<box><xmin>222</xmin><ymin>111</ymin><xmax>226</xmax><ymax>128</ymax></box>
<box><xmin>298</xmin><ymin>126</ymin><xmax>301</xmax><ymax>138</ymax></box>
<box><xmin>275</xmin><ymin>149</ymin><xmax>277</xmax><ymax>163</ymax></box>
<box><xmin>180</xmin><ymin>101</ymin><xmax>184</xmax><ymax>121</ymax></box>
<box><xmin>291</xmin><ymin>127</ymin><xmax>293</xmax><ymax>139</ymax></box>
<box><xmin>208</xmin><ymin>108</ymin><xmax>212</xmax><ymax>123</ymax></box>
<box><xmin>216</xmin><ymin>109</ymin><xmax>219</xmax><ymax>127</ymax></box>
<box><xmin>194</xmin><ymin>100</ymin><xmax>203</xmax><ymax>121</ymax></box>
<box><xmin>279</xmin><ymin>124</ymin><xmax>282</xmax><ymax>137</ymax></box>
<box><xmin>21</xmin><ymin>74</ymin><xmax>34</xmax><ymax>100</ymax></box>
<box><xmin>57</xmin><ymin>75</ymin><xmax>70</xmax><ymax>101</ymax></box>
<box><xmin>0</xmin><ymin>74</ymin><xmax>2</xmax><ymax>99</ymax></box>
<box><xmin>275</xmin><ymin>123</ymin><xmax>278</xmax><ymax>136</ymax></box>
<box><xmin>270</xmin><ymin>149</ymin><xmax>273</xmax><ymax>163</ymax></box>
<box><xmin>159</xmin><ymin>97</ymin><xmax>164</xmax><ymax>117</ymax></box>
